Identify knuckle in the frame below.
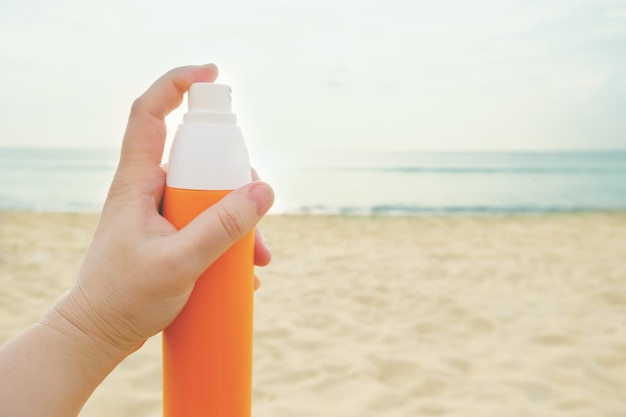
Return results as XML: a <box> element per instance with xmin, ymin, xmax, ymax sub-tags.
<box><xmin>108</xmin><ymin>180</ymin><xmax>132</xmax><ymax>200</ymax></box>
<box><xmin>129</xmin><ymin>97</ymin><xmax>145</xmax><ymax>118</ymax></box>
<box><xmin>105</xmin><ymin>173</ymin><xmax>137</xmax><ymax>204</ymax></box>
<box><xmin>216</xmin><ymin>205</ymin><xmax>246</xmax><ymax>241</ymax></box>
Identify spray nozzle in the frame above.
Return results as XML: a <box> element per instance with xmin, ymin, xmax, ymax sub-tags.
<box><xmin>184</xmin><ymin>83</ymin><xmax>236</xmax><ymax>125</ymax></box>
<box><xmin>188</xmin><ymin>83</ymin><xmax>232</xmax><ymax>112</ymax></box>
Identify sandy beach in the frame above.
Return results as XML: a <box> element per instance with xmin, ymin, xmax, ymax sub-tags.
<box><xmin>1</xmin><ymin>211</ymin><xmax>625</xmax><ymax>416</ymax></box>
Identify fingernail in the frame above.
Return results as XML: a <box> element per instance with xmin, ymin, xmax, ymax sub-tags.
<box><xmin>257</xmin><ymin>227</ymin><xmax>266</xmax><ymax>245</ymax></box>
<box><xmin>202</xmin><ymin>63</ymin><xmax>218</xmax><ymax>71</ymax></box>
<box><xmin>248</xmin><ymin>182</ymin><xmax>274</xmax><ymax>215</ymax></box>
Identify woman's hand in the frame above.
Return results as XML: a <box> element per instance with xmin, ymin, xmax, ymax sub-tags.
<box><xmin>50</xmin><ymin>64</ymin><xmax>274</xmax><ymax>357</ymax></box>
<box><xmin>0</xmin><ymin>64</ymin><xmax>274</xmax><ymax>417</ymax></box>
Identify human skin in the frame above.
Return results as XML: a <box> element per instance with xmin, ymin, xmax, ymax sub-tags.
<box><xmin>0</xmin><ymin>64</ymin><xmax>274</xmax><ymax>417</ymax></box>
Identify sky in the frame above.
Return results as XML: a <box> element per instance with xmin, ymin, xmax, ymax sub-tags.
<box><xmin>0</xmin><ymin>0</ymin><xmax>625</xmax><ymax>152</ymax></box>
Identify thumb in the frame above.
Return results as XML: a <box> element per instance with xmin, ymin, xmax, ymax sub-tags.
<box><xmin>171</xmin><ymin>181</ymin><xmax>274</xmax><ymax>277</ymax></box>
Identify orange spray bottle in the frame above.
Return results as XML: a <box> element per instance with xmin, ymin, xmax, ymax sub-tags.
<box><xmin>162</xmin><ymin>83</ymin><xmax>254</xmax><ymax>417</ymax></box>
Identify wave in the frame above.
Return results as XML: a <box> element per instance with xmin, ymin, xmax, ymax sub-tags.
<box><xmin>306</xmin><ymin>166</ymin><xmax>626</xmax><ymax>175</ymax></box>
<box><xmin>280</xmin><ymin>204</ymin><xmax>626</xmax><ymax>216</ymax></box>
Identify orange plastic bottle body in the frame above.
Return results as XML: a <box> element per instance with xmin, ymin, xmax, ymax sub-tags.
<box><xmin>162</xmin><ymin>186</ymin><xmax>254</xmax><ymax>417</ymax></box>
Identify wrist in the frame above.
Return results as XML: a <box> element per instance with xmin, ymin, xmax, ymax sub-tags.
<box><xmin>40</xmin><ymin>288</ymin><xmax>139</xmax><ymax>375</ymax></box>
<box><xmin>0</xmin><ymin>295</ymin><xmax>135</xmax><ymax>417</ymax></box>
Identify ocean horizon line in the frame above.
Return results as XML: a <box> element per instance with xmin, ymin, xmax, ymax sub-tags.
<box><xmin>2</xmin><ymin>147</ymin><xmax>625</xmax><ymax>215</ymax></box>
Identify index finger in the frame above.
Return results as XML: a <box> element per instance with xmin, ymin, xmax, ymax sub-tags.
<box><xmin>118</xmin><ymin>64</ymin><xmax>219</xmax><ymax>173</ymax></box>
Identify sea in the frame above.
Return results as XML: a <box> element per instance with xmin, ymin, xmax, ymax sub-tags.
<box><xmin>1</xmin><ymin>147</ymin><xmax>626</xmax><ymax>215</ymax></box>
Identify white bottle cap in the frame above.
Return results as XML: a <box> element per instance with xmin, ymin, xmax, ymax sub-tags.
<box><xmin>188</xmin><ymin>83</ymin><xmax>231</xmax><ymax>113</ymax></box>
<box><xmin>183</xmin><ymin>83</ymin><xmax>237</xmax><ymax>125</ymax></box>
<box><xmin>166</xmin><ymin>82</ymin><xmax>251</xmax><ymax>190</ymax></box>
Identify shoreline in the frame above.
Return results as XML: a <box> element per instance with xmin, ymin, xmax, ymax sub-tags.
<box><xmin>2</xmin><ymin>208</ymin><xmax>626</xmax><ymax>216</ymax></box>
